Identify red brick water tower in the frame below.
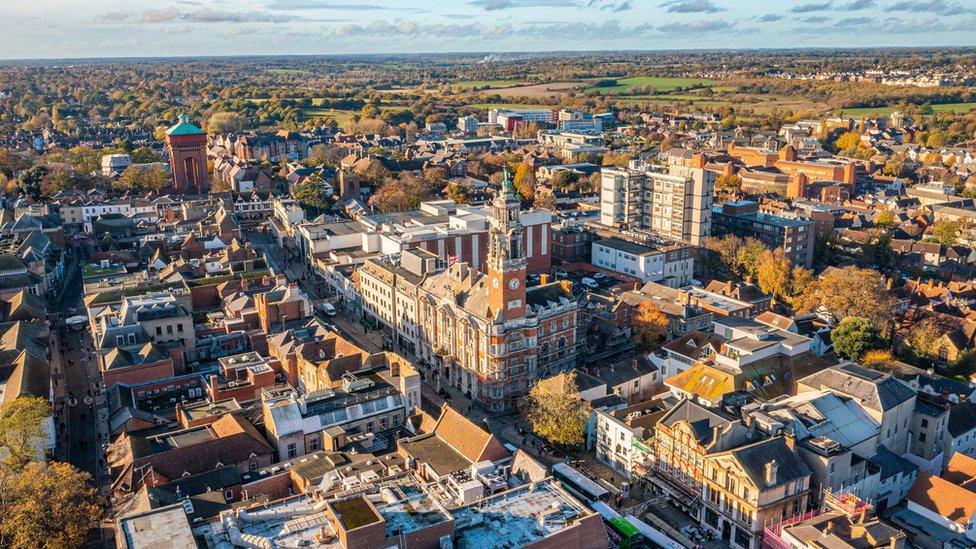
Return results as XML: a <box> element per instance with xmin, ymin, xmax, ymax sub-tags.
<box><xmin>164</xmin><ymin>114</ymin><xmax>209</xmax><ymax>194</ymax></box>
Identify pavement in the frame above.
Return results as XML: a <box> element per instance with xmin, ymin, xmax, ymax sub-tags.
<box><xmin>51</xmin><ymin>242</ymin><xmax>114</xmax><ymax>548</ymax></box>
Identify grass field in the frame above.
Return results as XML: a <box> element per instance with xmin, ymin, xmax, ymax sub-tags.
<box><xmin>455</xmin><ymin>80</ymin><xmax>524</xmax><ymax>89</ymax></box>
<box><xmin>839</xmin><ymin>102</ymin><xmax>976</xmax><ymax>116</ymax></box>
<box><xmin>298</xmin><ymin>108</ymin><xmax>356</xmax><ymax>123</ymax></box>
<box><xmin>469</xmin><ymin>103</ymin><xmax>558</xmax><ymax>111</ymax></box>
<box><xmin>587</xmin><ymin>76</ymin><xmax>717</xmax><ymax>93</ymax></box>
<box><xmin>490</xmin><ymin>81</ymin><xmax>585</xmax><ymax>98</ymax></box>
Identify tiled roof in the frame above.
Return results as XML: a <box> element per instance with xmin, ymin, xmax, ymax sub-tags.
<box><xmin>433</xmin><ymin>405</ymin><xmax>509</xmax><ymax>464</ymax></box>
<box><xmin>942</xmin><ymin>453</ymin><xmax>976</xmax><ymax>487</ymax></box>
<box><xmin>908</xmin><ymin>473</ymin><xmax>976</xmax><ymax>526</ymax></box>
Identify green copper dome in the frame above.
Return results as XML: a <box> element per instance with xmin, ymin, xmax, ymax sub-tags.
<box><xmin>165</xmin><ymin>113</ymin><xmax>206</xmax><ymax>136</ymax></box>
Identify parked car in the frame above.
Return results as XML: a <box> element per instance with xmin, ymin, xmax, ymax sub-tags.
<box><xmin>580</xmin><ymin>277</ymin><xmax>598</xmax><ymax>289</ymax></box>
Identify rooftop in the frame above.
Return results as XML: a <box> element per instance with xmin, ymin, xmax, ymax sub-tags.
<box><xmin>375</xmin><ymin>482</ymin><xmax>452</xmax><ymax>537</ymax></box>
<box><xmin>165</xmin><ymin>114</ymin><xmax>206</xmax><ymax>137</ymax></box>
<box><xmin>332</xmin><ymin>495</ymin><xmax>382</xmax><ymax>530</ymax></box>
<box><xmin>452</xmin><ymin>479</ymin><xmax>591</xmax><ymax>549</ymax></box>
<box><xmin>118</xmin><ymin>504</ymin><xmax>195</xmax><ymax>549</ymax></box>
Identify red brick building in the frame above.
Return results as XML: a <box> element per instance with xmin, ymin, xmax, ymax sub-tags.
<box><xmin>415</xmin><ymin>172</ymin><xmax>578</xmax><ymax>411</ymax></box>
<box><xmin>165</xmin><ymin>114</ymin><xmax>209</xmax><ymax>194</ymax></box>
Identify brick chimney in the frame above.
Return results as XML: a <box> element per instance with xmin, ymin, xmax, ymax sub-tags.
<box><xmin>764</xmin><ymin>460</ymin><xmax>778</xmax><ymax>485</ymax></box>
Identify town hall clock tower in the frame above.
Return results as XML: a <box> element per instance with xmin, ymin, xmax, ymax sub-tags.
<box><xmin>486</xmin><ymin>168</ymin><xmax>527</xmax><ymax>321</ymax></box>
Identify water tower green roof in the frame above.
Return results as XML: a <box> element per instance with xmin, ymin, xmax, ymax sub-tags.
<box><xmin>165</xmin><ymin>114</ymin><xmax>206</xmax><ymax>136</ymax></box>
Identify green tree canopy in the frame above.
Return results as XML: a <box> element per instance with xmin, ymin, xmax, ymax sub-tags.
<box><xmin>207</xmin><ymin>111</ymin><xmax>247</xmax><ymax>134</ymax></box>
<box><xmin>831</xmin><ymin>317</ymin><xmax>885</xmax><ymax>360</ymax></box>
<box><xmin>115</xmin><ymin>164</ymin><xmax>168</xmax><ymax>193</ymax></box>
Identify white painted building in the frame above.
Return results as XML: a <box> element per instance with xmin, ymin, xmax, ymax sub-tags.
<box><xmin>591</xmin><ymin>238</ymin><xmax>694</xmax><ymax>286</ymax></box>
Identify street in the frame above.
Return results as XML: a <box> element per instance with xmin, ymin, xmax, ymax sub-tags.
<box><xmin>50</xmin><ymin>242</ymin><xmax>113</xmax><ymax>547</ymax></box>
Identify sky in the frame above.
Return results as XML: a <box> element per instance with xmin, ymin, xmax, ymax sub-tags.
<box><xmin>1</xmin><ymin>0</ymin><xmax>975</xmax><ymax>59</ymax></box>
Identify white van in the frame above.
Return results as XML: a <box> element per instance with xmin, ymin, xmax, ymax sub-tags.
<box><xmin>581</xmin><ymin>277</ymin><xmax>599</xmax><ymax>289</ymax></box>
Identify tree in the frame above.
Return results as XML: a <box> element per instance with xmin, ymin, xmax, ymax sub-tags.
<box><xmin>129</xmin><ymin>146</ymin><xmax>160</xmax><ymax>164</ymax></box>
<box><xmin>522</xmin><ymin>371</ymin><xmax>590</xmax><ymax>447</ymax></box>
<box><xmin>114</xmin><ymin>164</ymin><xmax>168</xmax><ymax>193</ymax></box>
<box><xmin>715</xmin><ymin>174</ymin><xmax>742</xmax><ymax>193</ymax></box>
<box><xmin>908</xmin><ymin>316</ymin><xmax>945</xmax><ymax>359</ymax></box>
<box><xmin>207</xmin><ymin>111</ymin><xmax>246</xmax><ymax>134</ymax></box>
<box><xmin>789</xmin><ymin>266</ymin><xmax>814</xmax><ymax>308</ymax></box>
<box><xmin>601</xmin><ymin>151</ymin><xmax>632</xmax><ymax>168</ymax></box>
<box><xmin>0</xmin><ymin>397</ymin><xmax>50</xmax><ymax>473</ymax></box>
<box><xmin>632</xmin><ymin>300</ymin><xmax>669</xmax><ymax>352</ymax></box>
<box><xmin>356</xmin><ymin>160</ymin><xmax>391</xmax><ymax>187</ymax></box>
<box><xmin>0</xmin><ymin>461</ymin><xmax>101</xmax><ymax>549</ymax></box>
<box><xmin>861</xmin><ymin>349</ymin><xmax>896</xmax><ymax>371</ymax></box>
<box><xmin>16</xmin><ymin>166</ymin><xmax>47</xmax><ymax>199</ymax></box>
<box><xmin>831</xmin><ymin>317</ymin><xmax>885</xmax><ymax>360</ymax></box>
<box><xmin>422</xmin><ymin>167</ymin><xmax>447</xmax><ymax>189</ymax></box>
<box><xmin>445</xmin><ymin>182</ymin><xmax>470</xmax><ymax>205</ymax></box>
<box><xmin>534</xmin><ymin>189</ymin><xmax>556</xmax><ymax>211</ymax></box>
<box><xmin>735</xmin><ymin>238</ymin><xmax>766</xmax><ymax>281</ymax></box>
<box><xmin>795</xmin><ymin>266</ymin><xmax>894</xmax><ymax>327</ymax></box>
<box><xmin>368</xmin><ymin>172</ymin><xmax>439</xmax><ymax>213</ymax></box>
<box><xmin>292</xmin><ymin>177</ymin><xmax>331</xmax><ymax>213</ymax></box>
<box><xmin>834</xmin><ymin>131</ymin><xmax>862</xmax><ymax>151</ymax></box>
<box><xmin>0</xmin><ymin>148</ymin><xmax>30</xmax><ymax>179</ymax></box>
<box><xmin>306</xmin><ymin>143</ymin><xmax>343</xmax><ymax>167</ymax></box>
<box><xmin>512</xmin><ymin>163</ymin><xmax>536</xmax><ymax>200</ymax></box>
<box><xmin>549</xmin><ymin>170</ymin><xmax>581</xmax><ymax>193</ymax></box>
<box><xmin>703</xmin><ymin>235</ymin><xmax>743</xmax><ymax>278</ymax></box>
<box><xmin>874</xmin><ymin>210</ymin><xmax>896</xmax><ymax>230</ymax></box>
<box><xmin>882</xmin><ymin>156</ymin><xmax>904</xmax><ymax>177</ymax></box>
<box><xmin>931</xmin><ymin>219</ymin><xmax>960</xmax><ymax>246</ymax></box>
<box><xmin>756</xmin><ymin>248</ymin><xmax>791</xmax><ymax>301</ymax></box>
<box><xmin>513</xmin><ymin>122</ymin><xmax>540</xmax><ymax>139</ymax></box>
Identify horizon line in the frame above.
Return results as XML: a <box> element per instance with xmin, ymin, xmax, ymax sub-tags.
<box><xmin>1</xmin><ymin>45</ymin><xmax>975</xmax><ymax>64</ymax></box>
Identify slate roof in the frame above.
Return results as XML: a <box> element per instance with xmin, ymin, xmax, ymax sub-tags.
<box><xmin>660</xmin><ymin>331</ymin><xmax>724</xmax><ymax>360</ymax></box>
<box><xmin>593</xmin><ymin>355</ymin><xmax>658</xmax><ymax>387</ymax></box>
<box><xmin>658</xmin><ymin>398</ymin><xmax>736</xmax><ymax>447</ymax></box>
<box><xmin>3</xmin><ymin>290</ymin><xmax>45</xmax><ymax>322</ymax></box>
<box><xmin>948</xmin><ymin>401</ymin><xmax>976</xmax><ymax>438</ymax></box>
<box><xmin>799</xmin><ymin>362</ymin><xmax>915</xmax><ymax>413</ymax></box>
<box><xmin>728</xmin><ymin>437</ymin><xmax>811</xmax><ymax>491</ymax></box>
<box><xmin>869</xmin><ymin>445</ymin><xmax>918</xmax><ymax>482</ymax></box>
<box><xmin>0</xmin><ymin>349</ymin><xmax>50</xmax><ymax>404</ymax></box>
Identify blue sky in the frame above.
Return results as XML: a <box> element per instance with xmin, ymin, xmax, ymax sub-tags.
<box><xmin>2</xmin><ymin>0</ymin><xmax>974</xmax><ymax>59</ymax></box>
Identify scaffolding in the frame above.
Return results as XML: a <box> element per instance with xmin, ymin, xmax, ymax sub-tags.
<box><xmin>761</xmin><ymin>490</ymin><xmax>873</xmax><ymax>549</ymax></box>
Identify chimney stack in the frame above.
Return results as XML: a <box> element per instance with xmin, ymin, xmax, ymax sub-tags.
<box><xmin>764</xmin><ymin>460</ymin><xmax>778</xmax><ymax>485</ymax></box>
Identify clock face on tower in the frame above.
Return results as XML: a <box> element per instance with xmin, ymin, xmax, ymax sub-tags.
<box><xmin>509</xmin><ymin>278</ymin><xmax>520</xmax><ymax>290</ymax></box>
<box><xmin>492</xmin><ymin>277</ymin><xmax>500</xmax><ymax>289</ymax></box>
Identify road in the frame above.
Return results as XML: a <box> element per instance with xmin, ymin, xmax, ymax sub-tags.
<box><xmin>51</xmin><ymin>242</ymin><xmax>113</xmax><ymax>547</ymax></box>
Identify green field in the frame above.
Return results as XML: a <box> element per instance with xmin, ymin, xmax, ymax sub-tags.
<box><xmin>298</xmin><ymin>108</ymin><xmax>356</xmax><ymax>123</ymax></box>
<box><xmin>455</xmin><ymin>80</ymin><xmax>524</xmax><ymax>89</ymax></box>
<box><xmin>587</xmin><ymin>76</ymin><xmax>717</xmax><ymax>93</ymax></box>
<box><xmin>469</xmin><ymin>103</ymin><xmax>558</xmax><ymax>111</ymax></box>
<box><xmin>839</xmin><ymin>102</ymin><xmax>976</xmax><ymax>116</ymax></box>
